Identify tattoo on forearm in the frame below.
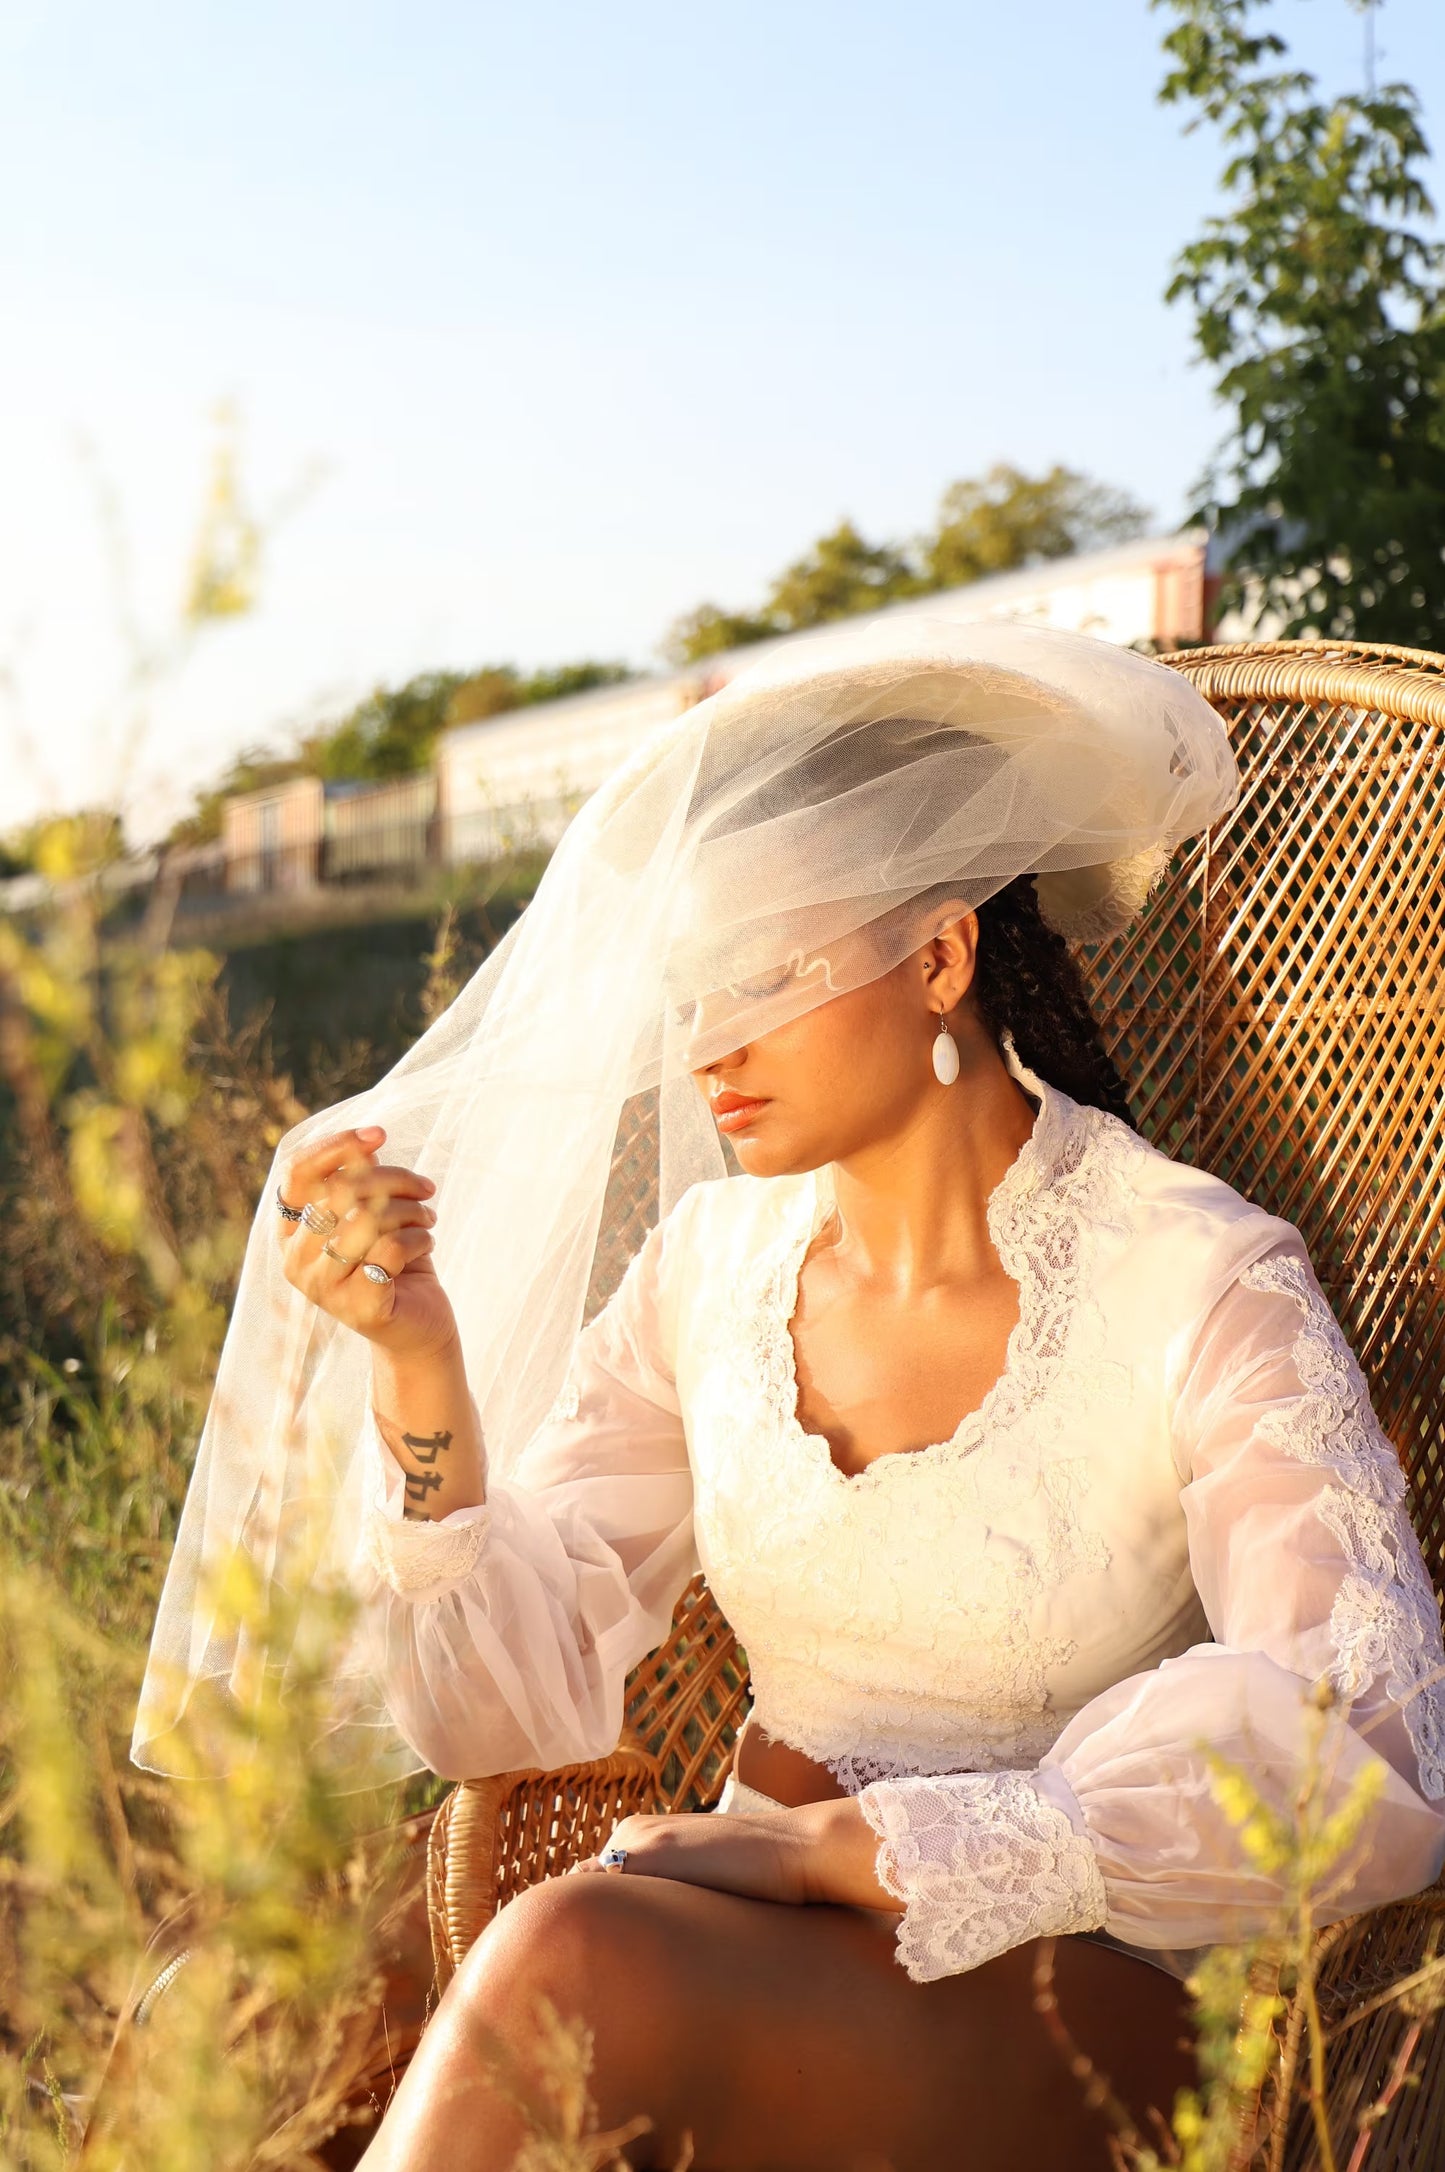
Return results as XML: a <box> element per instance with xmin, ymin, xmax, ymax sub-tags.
<box><xmin>400</xmin><ymin>1429</ymin><xmax>454</xmax><ymax>1519</ymax></box>
<box><xmin>401</xmin><ymin>1428</ymin><xmax>453</xmax><ymax>1465</ymax></box>
<box><xmin>403</xmin><ymin>1469</ymin><xmax>445</xmax><ymax>1514</ymax></box>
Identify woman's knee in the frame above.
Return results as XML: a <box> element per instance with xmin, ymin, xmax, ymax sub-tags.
<box><xmin>453</xmin><ymin>1873</ymin><xmax>683</xmax><ymax>2046</ymax></box>
<box><xmin>444</xmin><ymin>1876</ymin><xmax>694</xmax><ymax>2163</ymax></box>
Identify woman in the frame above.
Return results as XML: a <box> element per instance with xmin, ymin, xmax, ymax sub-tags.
<box><xmin>136</xmin><ymin>621</ymin><xmax>1445</xmax><ymax>2170</ymax></box>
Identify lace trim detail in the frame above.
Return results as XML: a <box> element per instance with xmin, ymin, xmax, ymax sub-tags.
<box><xmin>820</xmin><ymin>1726</ymin><xmax>1063</xmax><ymax>1794</ymax></box>
<box><xmin>1239</xmin><ymin>1253</ymin><xmax>1445</xmax><ymax>1801</ymax></box>
<box><xmin>698</xmin><ymin>1051</ymin><xmax>1143</xmax><ymax>1788</ymax></box>
<box><xmin>757</xmin><ymin>1047</ymin><xmax>1139</xmax><ymax>1484</ymax></box>
<box><xmin>362</xmin><ymin>1506</ymin><xmax>489</xmax><ymax>1598</ymax></box>
<box><xmin>858</xmin><ymin>1771</ymin><xmax>1107</xmax><ymax>1983</ymax></box>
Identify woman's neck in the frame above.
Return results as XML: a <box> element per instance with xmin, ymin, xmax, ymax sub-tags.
<box><xmin>823</xmin><ymin>1029</ymin><xmax>1040</xmax><ymax>1292</ymax></box>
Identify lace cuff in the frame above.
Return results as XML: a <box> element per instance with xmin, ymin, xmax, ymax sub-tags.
<box><xmin>857</xmin><ymin>1770</ymin><xmax>1107</xmax><ymax>1983</ymax></box>
<box><xmin>361</xmin><ymin>1504</ymin><xmax>490</xmax><ymax>1598</ymax></box>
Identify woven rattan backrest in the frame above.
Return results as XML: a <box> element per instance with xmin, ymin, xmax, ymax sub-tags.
<box><xmin>584</xmin><ymin>640</ymin><xmax>1445</xmax><ymax>1606</ymax></box>
<box><xmin>1118</xmin><ymin>642</ymin><xmax>1445</xmax><ymax>1596</ymax></box>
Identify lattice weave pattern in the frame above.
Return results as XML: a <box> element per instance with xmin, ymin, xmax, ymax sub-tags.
<box><xmin>1113</xmin><ymin>642</ymin><xmax>1445</xmax><ymax>1600</ymax></box>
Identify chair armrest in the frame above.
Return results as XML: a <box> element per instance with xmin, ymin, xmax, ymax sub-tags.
<box><xmin>425</xmin><ymin>1574</ymin><xmax>751</xmax><ymax>1988</ymax></box>
<box><xmin>426</xmin><ymin>1741</ymin><xmax>663</xmax><ymax>1991</ymax></box>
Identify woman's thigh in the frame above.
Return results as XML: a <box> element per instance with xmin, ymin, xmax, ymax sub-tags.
<box><xmin>369</xmin><ymin>1873</ymin><xmax>1196</xmax><ymax>2172</ymax></box>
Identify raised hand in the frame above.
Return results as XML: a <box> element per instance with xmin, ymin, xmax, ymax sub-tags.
<box><xmin>277</xmin><ymin>1126</ymin><xmax>456</xmax><ymax>1359</ymax></box>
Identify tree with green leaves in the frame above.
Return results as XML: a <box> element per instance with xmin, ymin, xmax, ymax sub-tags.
<box><xmin>765</xmin><ymin>519</ymin><xmax>923</xmax><ymax>631</ymax></box>
<box><xmin>307</xmin><ymin>669</ymin><xmax>469</xmax><ymax>783</ymax></box>
<box><xmin>662</xmin><ymin>604</ymin><xmax>780</xmax><ymax>664</ymax></box>
<box><xmin>665</xmin><ymin>467</ymin><xmax>1152</xmax><ymax>665</ymax></box>
<box><xmin>1156</xmin><ymin>0</ymin><xmax>1445</xmax><ymax>645</ymax></box>
<box><xmin>926</xmin><ymin>464</ymin><xmax>1149</xmax><ymax>588</ymax></box>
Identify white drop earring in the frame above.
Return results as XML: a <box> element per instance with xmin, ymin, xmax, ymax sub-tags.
<box><xmin>932</xmin><ymin>1009</ymin><xmax>960</xmax><ymax>1086</ymax></box>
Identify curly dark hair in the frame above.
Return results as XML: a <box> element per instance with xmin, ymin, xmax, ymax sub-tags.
<box><xmin>971</xmin><ymin>876</ymin><xmax>1135</xmax><ymax>1128</ymax></box>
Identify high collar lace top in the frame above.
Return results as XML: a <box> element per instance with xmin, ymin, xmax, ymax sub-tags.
<box><xmin>358</xmin><ymin>1046</ymin><xmax>1445</xmax><ymax>1981</ymax></box>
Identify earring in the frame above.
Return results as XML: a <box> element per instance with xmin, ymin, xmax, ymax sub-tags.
<box><xmin>932</xmin><ymin>1009</ymin><xmax>960</xmax><ymax>1086</ymax></box>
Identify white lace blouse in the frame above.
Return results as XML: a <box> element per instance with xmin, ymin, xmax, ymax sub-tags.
<box><xmin>357</xmin><ymin>1044</ymin><xmax>1445</xmax><ymax>1984</ymax></box>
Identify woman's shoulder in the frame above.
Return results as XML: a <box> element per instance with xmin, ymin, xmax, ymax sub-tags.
<box><xmin>661</xmin><ymin>1168</ymin><xmax>812</xmax><ymax>1257</ymax></box>
<box><xmin>1078</xmin><ymin>1097</ymin><xmax>1303</xmax><ymax>1299</ymax></box>
<box><xmin>631</xmin><ymin>1171</ymin><xmax>810</xmax><ymax>1358</ymax></box>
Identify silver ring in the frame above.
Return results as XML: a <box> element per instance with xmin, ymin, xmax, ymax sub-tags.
<box><xmin>301</xmin><ymin>1201</ymin><xmax>339</xmax><ymax>1237</ymax></box>
<box><xmin>322</xmin><ymin>1238</ymin><xmax>365</xmax><ymax>1269</ymax></box>
<box><xmin>362</xmin><ymin>1261</ymin><xmax>393</xmax><ymax>1286</ymax></box>
<box><xmin>275</xmin><ymin>1187</ymin><xmax>303</xmax><ymax>1224</ymax></box>
<box><xmin>598</xmin><ymin>1843</ymin><xmax>628</xmax><ymax>1872</ymax></box>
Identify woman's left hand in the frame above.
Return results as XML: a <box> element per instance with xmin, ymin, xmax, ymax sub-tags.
<box><xmin>567</xmin><ymin>1798</ymin><xmax>902</xmax><ymax>1913</ymax></box>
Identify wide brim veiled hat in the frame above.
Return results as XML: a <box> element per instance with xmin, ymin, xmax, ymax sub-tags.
<box><xmin>676</xmin><ymin>614</ymin><xmax>1237</xmax><ymax>942</ymax></box>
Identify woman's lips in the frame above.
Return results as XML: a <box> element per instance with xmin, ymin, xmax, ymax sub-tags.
<box><xmin>712</xmin><ymin>1092</ymin><xmax>770</xmax><ymax>1134</ymax></box>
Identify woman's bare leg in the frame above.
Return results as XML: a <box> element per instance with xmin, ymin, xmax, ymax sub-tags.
<box><xmin>358</xmin><ymin>1872</ymin><xmax>1195</xmax><ymax>2172</ymax></box>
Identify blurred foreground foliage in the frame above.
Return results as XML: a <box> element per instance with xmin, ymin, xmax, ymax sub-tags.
<box><xmin>0</xmin><ymin>810</ymin><xmax>409</xmax><ymax>2167</ymax></box>
<box><xmin>0</xmin><ymin>808</ymin><xmax>682</xmax><ymax>2168</ymax></box>
<box><xmin>0</xmin><ymin>417</ymin><xmax>679</xmax><ymax>2170</ymax></box>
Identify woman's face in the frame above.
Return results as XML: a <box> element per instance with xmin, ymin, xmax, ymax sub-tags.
<box><xmin>686</xmin><ymin>915</ymin><xmax>980</xmax><ymax>1177</ymax></box>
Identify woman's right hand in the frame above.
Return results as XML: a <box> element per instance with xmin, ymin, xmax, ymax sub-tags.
<box><xmin>277</xmin><ymin>1127</ymin><xmax>458</xmax><ymax>1359</ymax></box>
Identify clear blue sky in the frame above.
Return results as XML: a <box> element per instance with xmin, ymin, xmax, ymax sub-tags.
<box><xmin>1</xmin><ymin>0</ymin><xmax>1440</xmax><ymax>836</ymax></box>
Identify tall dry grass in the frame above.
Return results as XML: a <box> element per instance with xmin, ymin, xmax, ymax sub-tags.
<box><xmin>0</xmin><ymin>818</ymin><xmax>671</xmax><ymax>2171</ymax></box>
<box><xmin>0</xmin><ymin>807</ymin><xmax>407</xmax><ymax>2168</ymax></box>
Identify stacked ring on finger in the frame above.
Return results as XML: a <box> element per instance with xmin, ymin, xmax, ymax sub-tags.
<box><xmin>322</xmin><ymin>1238</ymin><xmax>367</xmax><ymax>1269</ymax></box>
<box><xmin>301</xmin><ymin>1201</ymin><xmax>339</xmax><ymax>1237</ymax></box>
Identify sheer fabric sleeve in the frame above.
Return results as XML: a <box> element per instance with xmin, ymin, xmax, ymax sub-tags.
<box><xmin>858</xmin><ymin>1234</ymin><xmax>1445</xmax><ymax>1983</ymax></box>
<box><xmin>353</xmin><ymin>1206</ymin><xmax>697</xmax><ymax>1780</ymax></box>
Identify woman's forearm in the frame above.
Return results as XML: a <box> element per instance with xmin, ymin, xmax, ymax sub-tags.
<box><xmin>371</xmin><ymin>1333</ymin><xmax>487</xmax><ymax>1519</ymax></box>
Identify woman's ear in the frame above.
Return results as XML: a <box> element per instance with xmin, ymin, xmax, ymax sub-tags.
<box><xmin>921</xmin><ymin>906</ymin><xmax>979</xmax><ymax>1016</ymax></box>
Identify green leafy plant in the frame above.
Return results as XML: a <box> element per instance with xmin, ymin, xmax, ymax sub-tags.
<box><xmin>1156</xmin><ymin>0</ymin><xmax>1445</xmax><ymax>644</ymax></box>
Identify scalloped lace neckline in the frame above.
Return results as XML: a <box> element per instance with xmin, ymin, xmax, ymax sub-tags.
<box><xmin>771</xmin><ymin>1042</ymin><xmax>1079</xmax><ymax>1487</ymax></box>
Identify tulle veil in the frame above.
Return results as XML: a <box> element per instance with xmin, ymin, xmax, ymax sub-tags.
<box><xmin>132</xmin><ymin>616</ymin><xmax>1237</xmax><ymax>1782</ymax></box>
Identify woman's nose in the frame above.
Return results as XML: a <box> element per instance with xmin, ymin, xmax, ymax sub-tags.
<box><xmin>684</xmin><ymin>989</ymin><xmax>748</xmax><ymax>1072</ymax></box>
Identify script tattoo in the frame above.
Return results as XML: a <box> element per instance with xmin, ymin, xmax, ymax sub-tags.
<box><xmin>400</xmin><ymin>1429</ymin><xmax>453</xmax><ymax>1519</ymax></box>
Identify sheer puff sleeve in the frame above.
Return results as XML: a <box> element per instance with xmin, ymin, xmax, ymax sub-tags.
<box><xmin>858</xmin><ymin>1234</ymin><xmax>1445</xmax><ymax>1983</ymax></box>
<box><xmin>354</xmin><ymin>1201</ymin><xmax>697</xmax><ymax>1781</ymax></box>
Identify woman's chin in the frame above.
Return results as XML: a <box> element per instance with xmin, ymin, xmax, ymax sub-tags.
<box><xmin>727</xmin><ymin>1126</ymin><xmax>829</xmax><ymax>1180</ymax></box>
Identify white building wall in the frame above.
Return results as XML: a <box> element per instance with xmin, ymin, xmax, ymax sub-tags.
<box><xmin>442</xmin><ymin>677</ymin><xmax>685</xmax><ymax>863</ymax></box>
<box><xmin>439</xmin><ymin>534</ymin><xmax>1207</xmax><ymax>866</ymax></box>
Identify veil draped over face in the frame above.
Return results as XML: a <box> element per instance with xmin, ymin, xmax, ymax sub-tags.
<box><xmin>133</xmin><ymin>618</ymin><xmax>1238</xmax><ymax>1781</ymax></box>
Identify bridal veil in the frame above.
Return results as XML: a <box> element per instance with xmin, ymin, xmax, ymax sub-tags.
<box><xmin>133</xmin><ymin>616</ymin><xmax>1237</xmax><ymax>1779</ymax></box>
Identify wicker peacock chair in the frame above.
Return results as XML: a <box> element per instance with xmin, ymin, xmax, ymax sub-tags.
<box><xmin>425</xmin><ymin>640</ymin><xmax>1445</xmax><ymax>2170</ymax></box>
